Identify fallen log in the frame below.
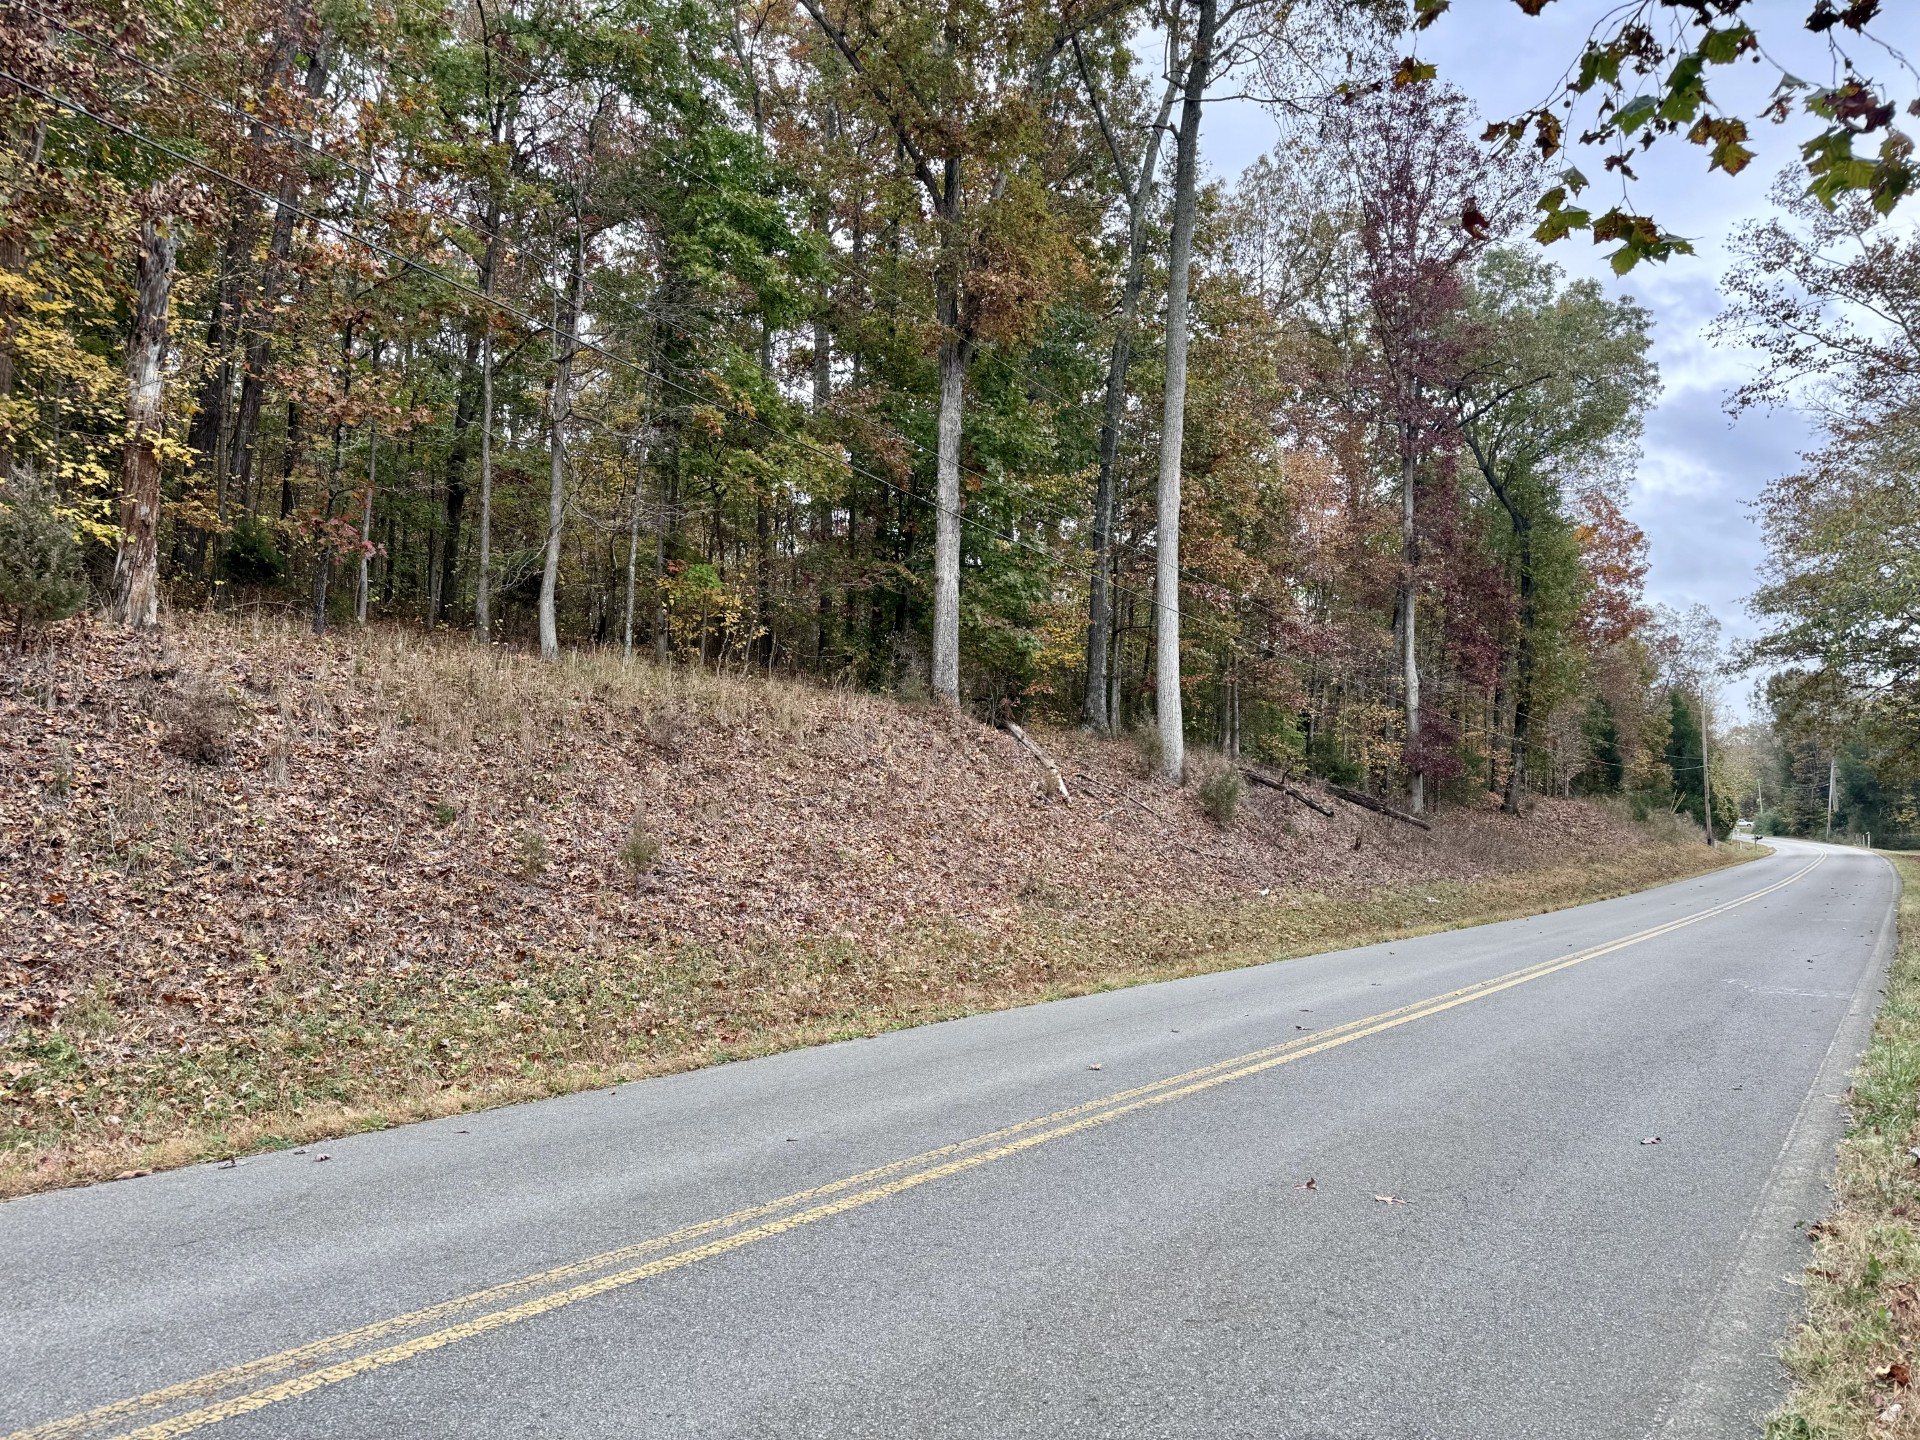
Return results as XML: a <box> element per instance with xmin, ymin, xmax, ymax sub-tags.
<box><xmin>1293</xmin><ymin>786</ymin><xmax>1338</xmax><ymax>817</ymax></box>
<box><xmin>1324</xmin><ymin>782</ymin><xmax>1431</xmax><ymax>831</ymax></box>
<box><xmin>1287</xmin><ymin>784</ymin><xmax>1336</xmax><ymax>817</ymax></box>
<box><xmin>1239</xmin><ymin>766</ymin><xmax>1335</xmax><ymax>816</ymax></box>
<box><xmin>1001</xmin><ymin>718</ymin><xmax>1071</xmax><ymax>804</ymax></box>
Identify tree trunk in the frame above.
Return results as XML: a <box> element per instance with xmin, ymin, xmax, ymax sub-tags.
<box><xmin>654</xmin><ymin>456</ymin><xmax>674</xmax><ymax>663</ymax></box>
<box><xmin>474</xmin><ymin>289</ymin><xmax>496</xmax><ymax>640</ymax></box>
<box><xmin>355</xmin><ymin>417</ymin><xmax>376</xmax><ymax>625</ymax></box>
<box><xmin>1504</xmin><ymin>522</ymin><xmax>1535</xmax><ymax>816</ymax></box>
<box><xmin>812</xmin><ymin>296</ymin><xmax>832</xmax><ymax>667</ymax></box>
<box><xmin>624</xmin><ymin>485</ymin><xmax>643</xmax><ymax>663</ymax></box>
<box><xmin>189</xmin><ymin>0</ymin><xmax>307</xmax><ymax>545</ymax></box>
<box><xmin>276</xmin><ymin>398</ymin><xmax>303</xmax><ymax>521</ymax></box>
<box><xmin>1488</xmin><ymin>668</ymin><xmax>1504</xmax><ymax>793</ymax></box>
<box><xmin>111</xmin><ymin>204</ymin><xmax>178</xmax><ymax>630</ymax></box>
<box><xmin>1398</xmin><ymin>422</ymin><xmax>1423</xmax><ymax>815</ymax></box>
<box><xmin>471</xmin><ymin>193</ymin><xmax>503</xmax><ymax>643</ymax></box>
<box><xmin>622</xmin><ymin>425</ymin><xmax>652</xmax><ymax>661</ymax></box>
<box><xmin>930</xmin><ymin>173</ymin><xmax>969</xmax><ymax>705</ymax></box>
<box><xmin>1327</xmin><ymin>781</ymin><xmax>1432</xmax><ymax>831</ymax></box>
<box><xmin>435</xmin><ymin>331</ymin><xmax>480</xmax><ymax>626</ymax></box>
<box><xmin>1082</xmin><ymin>72</ymin><xmax>1176</xmax><ymax>733</ymax></box>
<box><xmin>538</xmin><ymin>225</ymin><xmax>585</xmax><ymax>661</ymax></box>
<box><xmin>755</xmin><ymin>323</ymin><xmax>775</xmax><ymax>668</ymax></box>
<box><xmin>228</xmin><ymin>38</ymin><xmax>333</xmax><ymax>552</ymax></box>
<box><xmin>1153</xmin><ymin>0</ymin><xmax>1218</xmax><ymax>784</ymax></box>
<box><xmin>186</xmin><ymin>219</ymin><xmax>249</xmax><ymax>526</ymax></box>
<box><xmin>312</xmin><ymin>547</ymin><xmax>330</xmax><ymax>634</ymax></box>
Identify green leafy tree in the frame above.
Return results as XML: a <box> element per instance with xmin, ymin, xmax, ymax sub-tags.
<box><xmin>1451</xmin><ymin>249</ymin><xmax>1657</xmax><ymax>811</ymax></box>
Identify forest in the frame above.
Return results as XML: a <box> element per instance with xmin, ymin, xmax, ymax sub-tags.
<box><xmin>0</xmin><ymin>0</ymin><xmax>1894</xmax><ymax>831</ymax></box>
<box><xmin>1706</xmin><ymin>161</ymin><xmax>1920</xmax><ymax>848</ymax></box>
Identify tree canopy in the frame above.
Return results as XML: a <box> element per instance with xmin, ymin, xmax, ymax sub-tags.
<box><xmin>0</xmin><ymin>0</ymin><xmax>1702</xmax><ymax>814</ymax></box>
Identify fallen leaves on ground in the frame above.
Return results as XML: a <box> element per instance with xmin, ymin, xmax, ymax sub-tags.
<box><xmin>0</xmin><ymin>615</ymin><xmax>1741</xmax><ymax>1193</ymax></box>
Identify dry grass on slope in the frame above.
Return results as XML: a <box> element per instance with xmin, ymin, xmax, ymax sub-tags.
<box><xmin>1</xmin><ymin>614</ymin><xmax>1739</xmax><ymax>1197</ymax></box>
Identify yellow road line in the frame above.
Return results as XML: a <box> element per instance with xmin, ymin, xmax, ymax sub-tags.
<box><xmin>11</xmin><ymin>980</ymin><xmax>1556</xmax><ymax>1440</ymax></box>
<box><xmin>10</xmin><ymin>855</ymin><xmax>1823</xmax><ymax>1440</ymax></box>
<box><xmin>16</xmin><ymin>948</ymin><xmax>1650</xmax><ymax>1440</ymax></box>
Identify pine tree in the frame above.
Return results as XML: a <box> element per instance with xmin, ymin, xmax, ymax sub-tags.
<box><xmin>0</xmin><ymin>468</ymin><xmax>88</xmax><ymax>647</ymax></box>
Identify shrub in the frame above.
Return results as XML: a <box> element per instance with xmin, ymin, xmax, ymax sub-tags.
<box><xmin>1637</xmin><ymin>807</ymin><xmax>1698</xmax><ymax>845</ymax></box>
<box><xmin>1197</xmin><ymin>766</ymin><xmax>1242</xmax><ymax>827</ymax></box>
<box><xmin>514</xmin><ymin>830</ymin><xmax>550</xmax><ymax>879</ymax></box>
<box><xmin>1130</xmin><ymin>723</ymin><xmax>1167</xmax><ymax>778</ymax></box>
<box><xmin>619</xmin><ymin>820</ymin><xmax>663</xmax><ymax>874</ymax></box>
<box><xmin>431</xmin><ymin>802</ymin><xmax>458</xmax><ymax>828</ymax></box>
<box><xmin>0</xmin><ymin>467</ymin><xmax>87</xmax><ymax>647</ymax></box>
<box><xmin>221</xmin><ymin>515</ymin><xmax>286</xmax><ymax>587</ymax></box>
<box><xmin>1250</xmin><ymin>726</ymin><xmax>1304</xmax><ymax>772</ymax></box>
<box><xmin>160</xmin><ymin>684</ymin><xmax>241</xmax><ymax>766</ymax></box>
<box><xmin>1306</xmin><ymin>732</ymin><xmax>1363</xmax><ymax>787</ymax></box>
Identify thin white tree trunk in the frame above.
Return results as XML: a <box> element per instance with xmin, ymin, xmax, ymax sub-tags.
<box><xmin>932</xmin><ymin>323</ymin><xmax>965</xmax><ymax>702</ymax></box>
<box><xmin>1080</xmin><ymin>65</ymin><xmax>1178</xmax><ymax>732</ymax></box>
<box><xmin>538</xmin><ymin>226</ymin><xmax>584</xmax><ymax>662</ymax></box>
<box><xmin>355</xmin><ymin>421</ymin><xmax>375</xmax><ymax>624</ymax></box>
<box><xmin>1153</xmin><ymin>0</ymin><xmax>1217</xmax><ymax>784</ymax></box>
<box><xmin>622</xmin><ymin>426</ymin><xmax>651</xmax><ymax>661</ymax></box>
<box><xmin>474</xmin><ymin>259</ymin><xmax>496</xmax><ymax>643</ymax></box>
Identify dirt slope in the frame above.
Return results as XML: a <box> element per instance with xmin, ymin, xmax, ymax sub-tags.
<box><xmin>1</xmin><ymin>615</ymin><xmax>1722</xmax><ymax>1193</ymax></box>
<box><xmin>9</xmin><ymin>614</ymin><xmax>1646</xmax><ymax>990</ymax></box>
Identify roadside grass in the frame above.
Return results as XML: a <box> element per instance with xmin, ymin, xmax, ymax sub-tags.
<box><xmin>0</xmin><ymin>839</ymin><xmax>1747</xmax><ymax>1200</ymax></box>
<box><xmin>1771</xmin><ymin>852</ymin><xmax>1920</xmax><ymax>1440</ymax></box>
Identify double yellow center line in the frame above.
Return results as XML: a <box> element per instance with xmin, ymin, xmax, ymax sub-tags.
<box><xmin>12</xmin><ymin>854</ymin><xmax>1822</xmax><ymax>1440</ymax></box>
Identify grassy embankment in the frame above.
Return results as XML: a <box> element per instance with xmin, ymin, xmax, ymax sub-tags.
<box><xmin>1771</xmin><ymin>852</ymin><xmax>1920</xmax><ymax>1439</ymax></box>
<box><xmin>2</xmin><ymin>842</ymin><xmax>1746</xmax><ymax>1200</ymax></box>
<box><xmin>2</xmin><ymin>617</ymin><xmax>1752</xmax><ymax>1199</ymax></box>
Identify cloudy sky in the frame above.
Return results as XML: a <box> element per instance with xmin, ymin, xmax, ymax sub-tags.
<box><xmin>1204</xmin><ymin>1</ymin><xmax>1920</xmax><ymax>712</ymax></box>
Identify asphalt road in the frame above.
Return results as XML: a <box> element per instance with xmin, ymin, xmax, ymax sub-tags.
<box><xmin>0</xmin><ymin>838</ymin><xmax>1898</xmax><ymax>1440</ymax></box>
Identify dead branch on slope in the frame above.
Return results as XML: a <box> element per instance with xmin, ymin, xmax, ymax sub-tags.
<box><xmin>998</xmin><ymin>701</ymin><xmax>1070</xmax><ymax>803</ymax></box>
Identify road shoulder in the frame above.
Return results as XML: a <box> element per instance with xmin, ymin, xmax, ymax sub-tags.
<box><xmin>1765</xmin><ymin>850</ymin><xmax>1915</xmax><ymax>1439</ymax></box>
